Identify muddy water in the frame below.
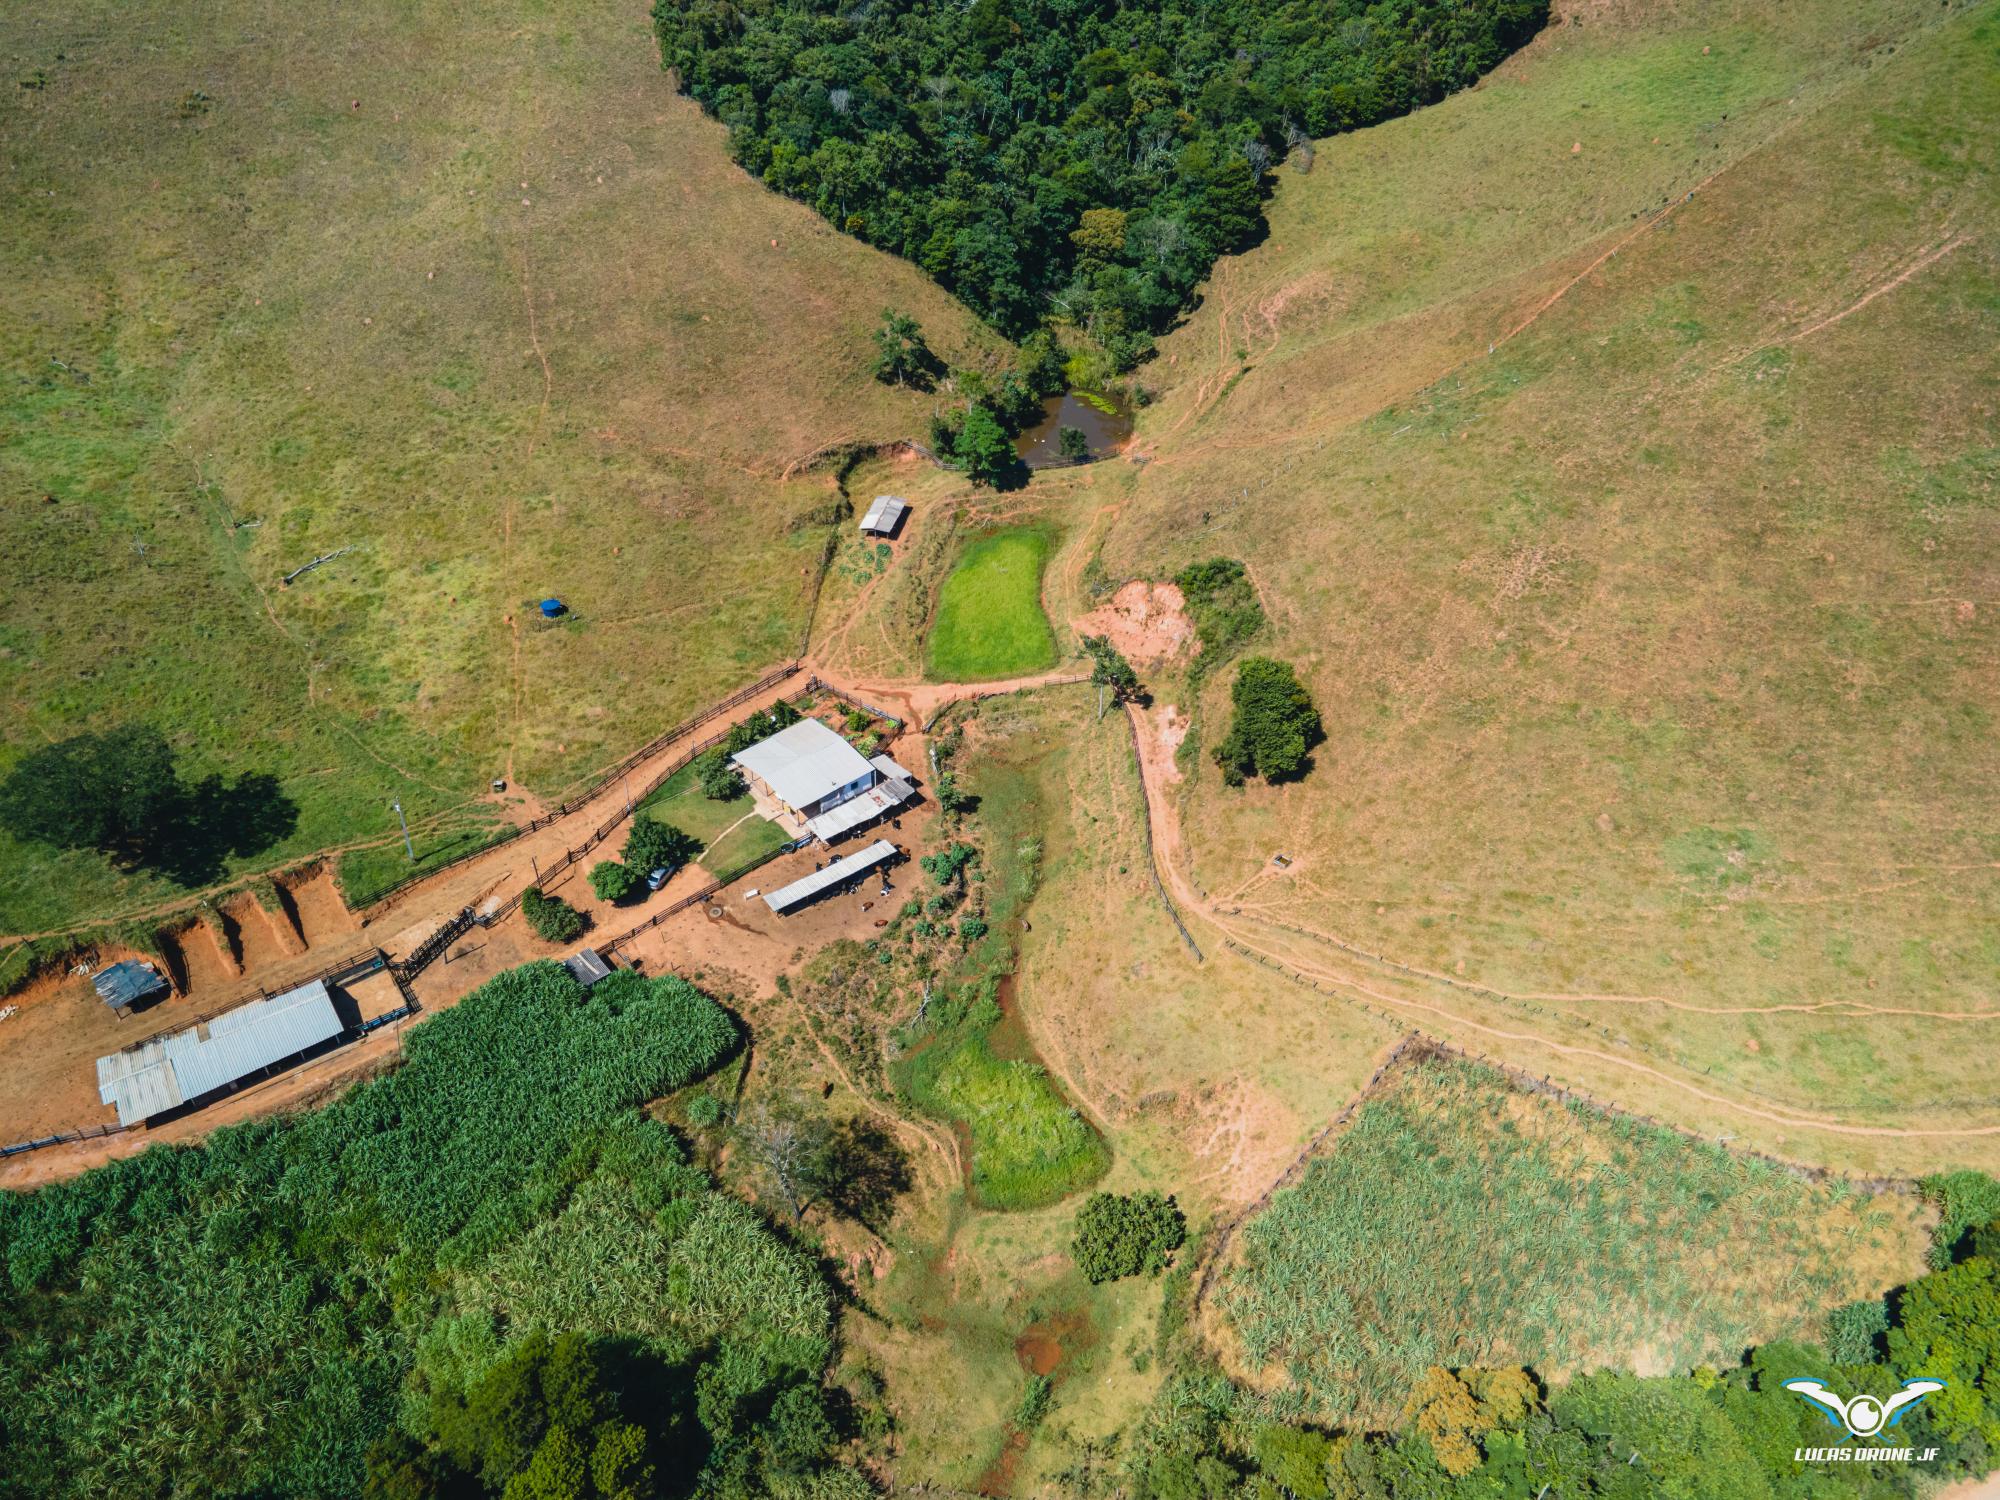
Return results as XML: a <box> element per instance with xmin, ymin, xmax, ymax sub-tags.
<box><xmin>1014</xmin><ymin>392</ymin><xmax>1132</xmax><ymax>468</ymax></box>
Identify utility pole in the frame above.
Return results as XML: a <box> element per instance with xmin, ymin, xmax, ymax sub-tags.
<box><xmin>391</xmin><ymin>800</ymin><xmax>414</xmax><ymax>863</ymax></box>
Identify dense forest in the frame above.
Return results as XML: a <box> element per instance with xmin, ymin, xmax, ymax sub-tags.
<box><xmin>654</xmin><ymin>0</ymin><xmax>1549</xmax><ymax>362</ymax></box>
<box><xmin>0</xmin><ymin>964</ymin><xmax>867</xmax><ymax>1500</ymax></box>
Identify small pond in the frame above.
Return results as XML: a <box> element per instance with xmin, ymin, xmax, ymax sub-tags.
<box><xmin>1013</xmin><ymin>391</ymin><xmax>1133</xmax><ymax>468</ymax></box>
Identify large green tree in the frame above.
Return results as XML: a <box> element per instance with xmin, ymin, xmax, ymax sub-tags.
<box><xmin>1213</xmin><ymin>657</ymin><xmax>1320</xmax><ymax>784</ymax></box>
<box><xmin>956</xmin><ymin>405</ymin><xmax>1015</xmax><ymax>486</ymax></box>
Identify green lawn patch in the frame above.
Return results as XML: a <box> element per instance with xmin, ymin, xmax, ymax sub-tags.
<box><xmin>926</xmin><ymin>528</ymin><xmax>1059</xmax><ymax>682</ymax></box>
<box><xmin>636</xmin><ymin>759</ymin><xmax>756</xmax><ymax>845</ymax></box>
<box><xmin>636</xmin><ymin>759</ymin><xmax>789</xmax><ymax>883</ymax></box>
<box><xmin>903</xmin><ymin>1025</ymin><xmax>1108</xmax><ymax>1210</ymax></box>
<box><xmin>701</xmin><ymin>813</ymin><xmax>795</xmax><ymax>884</ymax></box>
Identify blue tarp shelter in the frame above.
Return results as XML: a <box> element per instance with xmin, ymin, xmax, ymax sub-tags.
<box><xmin>94</xmin><ymin>960</ymin><xmax>170</xmax><ymax>1015</ymax></box>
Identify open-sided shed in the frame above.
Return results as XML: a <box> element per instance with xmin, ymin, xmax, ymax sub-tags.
<box><xmin>93</xmin><ymin>960</ymin><xmax>170</xmax><ymax>1016</ymax></box>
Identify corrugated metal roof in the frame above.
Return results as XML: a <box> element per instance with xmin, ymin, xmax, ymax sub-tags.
<box><xmin>96</xmin><ymin>979</ymin><xmax>345</xmax><ymax>1127</ymax></box>
<box><xmin>859</xmin><ymin>494</ymin><xmax>908</xmax><ymax>533</ymax></box>
<box><xmin>764</xmin><ymin>840</ymin><xmax>898</xmax><ymax>914</ymax></box>
<box><xmin>731</xmin><ymin>718</ymin><xmax>874</xmax><ymax>810</ymax></box>
<box><xmin>563</xmin><ymin>948</ymin><xmax>614</xmax><ymax>987</ymax></box>
<box><xmin>806</xmin><ymin>774</ymin><xmax>913</xmax><ymax>842</ymax></box>
<box><xmin>94</xmin><ymin>960</ymin><xmax>169</xmax><ymax>1011</ymax></box>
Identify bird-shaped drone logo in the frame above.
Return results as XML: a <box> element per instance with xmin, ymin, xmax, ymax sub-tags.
<box><xmin>1784</xmin><ymin>1378</ymin><xmax>1945</xmax><ymax>1442</ymax></box>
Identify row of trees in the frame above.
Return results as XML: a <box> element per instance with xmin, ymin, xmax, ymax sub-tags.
<box><xmin>657</xmin><ymin>0</ymin><xmax>1547</xmax><ymax>359</ymax></box>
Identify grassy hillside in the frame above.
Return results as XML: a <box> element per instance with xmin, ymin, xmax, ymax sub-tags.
<box><xmin>0</xmin><ymin>0</ymin><xmax>993</xmax><ymax>933</ymax></box>
<box><xmin>1080</xmin><ymin>0</ymin><xmax>2000</xmax><ymax>1151</ymax></box>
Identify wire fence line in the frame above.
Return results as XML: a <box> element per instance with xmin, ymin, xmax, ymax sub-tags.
<box><xmin>357</xmin><ymin>663</ymin><xmax>802</xmax><ymax>920</ymax></box>
<box><xmin>1216</xmin><ymin>936</ymin><xmax>1918</xmax><ymax>1197</ymax></box>
<box><xmin>1121</xmin><ymin>709</ymin><xmax>1203</xmax><ymax>963</ymax></box>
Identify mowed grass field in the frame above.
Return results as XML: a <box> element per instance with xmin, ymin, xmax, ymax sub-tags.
<box><xmin>0</xmin><ymin>0</ymin><xmax>993</xmax><ymax>936</ymax></box>
<box><xmin>926</xmin><ymin>528</ymin><xmax>1060</xmax><ymax>681</ymax></box>
<box><xmin>1218</xmin><ymin>1053</ymin><xmax>1930</xmax><ymax>1422</ymax></box>
<box><xmin>1073</xmin><ymin>0</ymin><xmax>2000</xmax><ymax>1157</ymax></box>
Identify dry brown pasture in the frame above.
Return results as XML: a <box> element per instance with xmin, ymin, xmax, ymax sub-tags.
<box><xmin>1022</xmin><ymin>0</ymin><xmax>2000</xmax><ymax>1175</ymax></box>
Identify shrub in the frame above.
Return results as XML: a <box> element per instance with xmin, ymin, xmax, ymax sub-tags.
<box><xmin>695</xmin><ymin>748</ymin><xmax>746</xmax><ymax>801</ymax></box>
<box><xmin>1920</xmin><ymin>1170</ymin><xmax>2000</xmax><ymax>1267</ymax></box>
<box><xmin>1071</xmin><ymin>1191</ymin><xmax>1186</xmax><ymax>1283</ymax></box>
<box><xmin>623</xmin><ymin>814</ymin><xmax>698</xmax><ymax>874</ymax></box>
<box><xmin>1173</xmin><ymin>558</ymin><xmax>1265</xmax><ymax>670</ymax></box>
<box><xmin>685</xmin><ymin>1093</ymin><xmax>723</xmax><ymax>1129</ymax></box>
<box><xmin>844</xmin><ymin>708</ymin><xmax>872</xmax><ymax>733</ymax></box>
<box><xmin>958</xmin><ymin>916</ymin><xmax>989</xmax><ymax>943</ymax></box>
<box><xmin>921</xmin><ymin>841</ymin><xmax>978</xmax><ymax>887</ymax></box>
<box><xmin>522</xmin><ymin>886</ymin><xmax>585</xmax><ymax>944</ymax></box>
<box><xmin>588</xmin><ymin>861</ymin><xmax>639</xmax><ymax>904</ymax></box>
<box><xmin>1213</xmin><ymin>658</ymin><xmax>1320</xmax><ymax>785</ymax></box>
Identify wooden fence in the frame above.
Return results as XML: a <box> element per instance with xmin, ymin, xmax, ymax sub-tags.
<box><xmin>1</xmin><ymin>1122</ymin><xmax>127</xmax><ymax>1158</ymax></box>
<box><xmin>598</xmin><ymin>836</ymin><xmax>812</xmax><ymax>955</ymax></box>
<box><xmin>358</xmin><ymin>663</ymin><xmax>801</xmax><ymax>920</ymax></box>
<box><xmin>1216</xmin><ymin>935</ymin><xmax>1917</xmax><ymax>1195</ymax></box>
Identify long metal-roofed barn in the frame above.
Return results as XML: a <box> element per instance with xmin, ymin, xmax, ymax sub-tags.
<box><xmin>762</xmin><ymin>839</ymin><xmax>900</xmax><ymax>915</ymax></box>
<box><xmin>858</xmin><ymin>494</ymin><xmax>908</xmax><ymax>537</ymax></box>
<box><xmin>730</xmin><ymin>717</ymin><xmax>914</xmax><ymax>844</ymax></box>
<box><xmin>95</xmin><ymin>979</ymin><xmax>346</xmax><ymax>1127</ymax></box>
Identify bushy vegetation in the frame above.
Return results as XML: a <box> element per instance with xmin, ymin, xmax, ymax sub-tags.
<box><xmin>1072</xmin><ymin>1191</ymin><xmax>1186</xmax><ymax>1283</ymax></box>
<box><xmin>654</xmin><ymin>0</ymin><xmax>1545</xmax><ymax>355</ymax></box>
<box><xmin>1212</xmin><ymin>657</ymin><xmax>1319</xmax><ymax>784</ymax></box>
<box><xmin>623</xmin><ymin>814</ymin><xmax>698</xmax><ymax>876</ymax></box>
<box><xmin>1223</xmin><ymin>1055</ymin><xmax>1914</xmax><ymax>1421</ymax></box>
<box><xmin>695</xmin><ymin>749</ymin><xmax>746</xmax><ymax>801</ymax></box>
<box><xmin>590</xmin><ymin>859</ymin><xmax>641</xmax><ymax>904</ymax></box>
<box><xmin>523</xmin><ymin>884</ymin><xmax>587</xmax><ymax>944</ymax></box>
<box><xmin>0</xmin><ymin>963</ymin><xmax>868</xmax><ymax>1498</ymax></box>
<box><xmin>1105</xmin><ymin>1182</ymin><xmax>2000</xmax><ymax>1499</ymax></box>
<box><xmin>1173</xmin><ymin>558</ymin><xmax>1265</xmax><ymax>678</ymax></box>
<box><xmin>926</xmin><ymin>529</ymin><xmax>1059</xmax><ymax>681</ymax></box>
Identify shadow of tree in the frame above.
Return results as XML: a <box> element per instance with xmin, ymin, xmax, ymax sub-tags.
<box><xmin>146</xmin><ymin>772</ymin><xmax>300</xmax><ymax>886</ymax></box>
<box><xmin>824</xmin><ymin>1117</ymin><xmax>913</xmax><ymax>1234</ymax></box>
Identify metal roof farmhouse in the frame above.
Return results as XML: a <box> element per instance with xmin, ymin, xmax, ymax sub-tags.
<box><xmin>730</xmin><ymin>718</ymin><xmax>915</xmax><ymax>843</ymax></box>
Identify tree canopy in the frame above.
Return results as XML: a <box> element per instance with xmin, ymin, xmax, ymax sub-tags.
<box><xmin>1213</xmin><ymin>657</ymin><xmax>1320</xmax><ymax>784</ymax></box>
<box><xmin>1071</xmin><ymin>1190</ymin><xmax>1186</xmax><ymax>1283</ymax></box>
<box><xmin>655</xmin><ymin>0</ymin><xmax>1547</xmax><ymax>358</ymax></box>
